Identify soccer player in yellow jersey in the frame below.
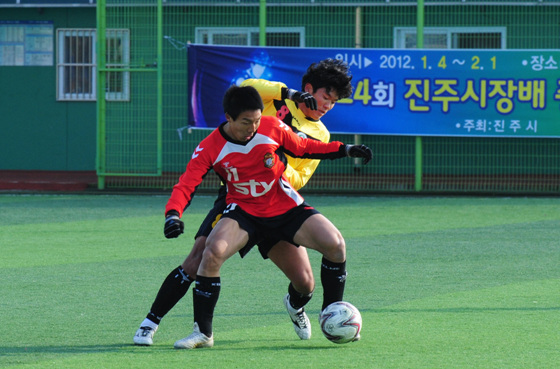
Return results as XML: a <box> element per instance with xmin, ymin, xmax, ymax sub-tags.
<box><xmin>240</xmin><ymin>77</ymin><xmax>332</xmax><ymax>190</ymax></box>
<box><xmin>134</xmin><ymin>58</ymin><xmax>354</xmax><ymax>347</ymax></box>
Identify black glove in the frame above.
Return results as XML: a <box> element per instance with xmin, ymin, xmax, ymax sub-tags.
<box><xmin>287</xmin><ymin>89</ymin><xmax>317</xmax><ymax>110</ymax></box>
<box><xmin>164</xmin><ymin>210</ymin><xmax>184</xmax><ymax>238</ymax></box>
<box><xmin>345</xmin><ymin>144</ymin><xmax>373</xmax><ymax>165</ymax></box>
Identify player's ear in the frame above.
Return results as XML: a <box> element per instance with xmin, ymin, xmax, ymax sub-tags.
<box><xmin>225</xmin><ymin>113</ymin><xmax>233</xmax><ymax>123</ymax></box>
<box><xmin>304</xmin><ymin>83</ymin><xmax>314</xmax><ymax>94</ymax></box>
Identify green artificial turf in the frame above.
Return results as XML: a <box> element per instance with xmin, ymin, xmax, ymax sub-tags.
<box><xmin>1</xmin><ymin>194</ymin><xmax>558</xmax><ymax>368</ymax></box>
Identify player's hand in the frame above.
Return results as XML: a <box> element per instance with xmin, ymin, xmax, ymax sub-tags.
<box><xmin>287</xmin><ymin>89</ymin><xmax>317</xmax><ymax>110</ymax></box>
<box><xmin>345</xmin><ymin>144</ymin><xmax>373</xmax><ymax>165</ymax></box>
<box><xmin>164</xmin><ymin>210</ymin><xmax>184</xmax><ymax>238</ymax></box>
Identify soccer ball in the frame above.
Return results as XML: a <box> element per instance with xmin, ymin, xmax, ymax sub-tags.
<box><xmin>319</xmin><ymin>301</ymin><xmax>362</xmax><ymax>344</ymax></box>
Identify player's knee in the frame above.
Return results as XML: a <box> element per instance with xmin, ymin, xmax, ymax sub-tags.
<box><xmin>323</xmin><ymin>233</ymin><xmax>346</xmax><ymax>263</ymax></box>
<box><xmin>201</xmin><ymin>240</ymin><xmax>228</xmax><ymax>271</ymax></box>
<box><xmin>290</xmin><ymin>265</ymin><xmax>315</xmax><ymax>294</ymax></box>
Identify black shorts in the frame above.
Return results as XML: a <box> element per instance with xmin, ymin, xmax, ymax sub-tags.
<box><xmin>221</xmin><ymin>202</ymin><xmax>320</xmax><ymax>259</ymax></box>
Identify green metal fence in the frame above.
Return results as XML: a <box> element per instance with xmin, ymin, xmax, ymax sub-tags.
<box><xmin>97</xmin><ymin>0</ymin><xmax>560</xmax><ymax>194</ymax></box>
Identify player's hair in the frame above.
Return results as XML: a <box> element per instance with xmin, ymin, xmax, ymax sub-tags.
<box><xmin>223</xmin><ymin>85</ymin><xmax>264</xmax><ymax>120</ymax></box>
<box><xmin>301</xmin><ymin>58</ymin><xmax>353</xmax><ymax>100</ymax></box>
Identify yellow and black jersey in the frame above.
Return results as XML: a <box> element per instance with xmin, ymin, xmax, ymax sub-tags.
<box><xmin>240</xmin><ymin>78</ymin><xmax>330</xmax><ymax>190</ymax></box>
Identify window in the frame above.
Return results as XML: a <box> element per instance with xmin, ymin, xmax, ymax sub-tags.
<box><xmin>57</xmin><ymin>28</ymin><xmax>130</xmax><ymax>101</ymax></box>
<box><xmin>195</xmin><ymin>27</ymin><xmax>305</xmax><ymax>47</ymax></box>
<box><xmin>57</xmin><ymin>29</ymin><xmax>95</xmax><ymax>101</ymax></box>
<box><xmin>394</xmin><ymin>27</ymin><xmax>506</xmax><ymax>49</ymax></box>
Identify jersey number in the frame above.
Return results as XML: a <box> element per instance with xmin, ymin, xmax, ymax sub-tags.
<box><xmin>224</xmin><ymin>167</ymin><xmax>239</xmax><ymax>181</ymax></box>
<box><xmin>276</xmin><ymin>105</ymin><xmax>290</xmax><ymax>120</ymax></box>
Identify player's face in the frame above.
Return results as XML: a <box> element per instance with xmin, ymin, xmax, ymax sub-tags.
<box><xmin>225</xmin><ymin>109</ymin><xmax>262</xmax><ymax>142</ymax></box>
<box><xmin>301</xmin><ymin>85</ymin><xmax>339</xmax><ymax>121</ymax></box>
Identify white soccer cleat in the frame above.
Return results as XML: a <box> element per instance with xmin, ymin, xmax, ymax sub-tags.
<box><xmin>284</xmin><ymin>293</ymin><xmax>312</xmax><ymax>340</ymax></box>
<box><xmin>133</xmin><ymin>326</ymin><xmax>157</xmax><ymax>346</ymax></box>
<box><xmin>174</xmin><ymin>322</ymin><xmax>214</xmax><ymax>349</ymax></box>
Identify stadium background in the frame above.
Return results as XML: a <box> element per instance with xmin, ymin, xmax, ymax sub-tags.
<box><xmin>1</xmin><ymin>0</ymin><xmax>559</xmax><ymax>194</ymax></box>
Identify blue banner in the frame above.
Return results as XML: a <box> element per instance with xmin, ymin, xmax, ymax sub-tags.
<box><xmin>188</xmin><ymin>44</ymin><xmax>560</xmax><ymax>137</ymax></box>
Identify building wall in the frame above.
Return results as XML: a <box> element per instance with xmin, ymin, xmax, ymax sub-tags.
<box><xmin>0</xmin><ymin>7</ymin><xmax>96</xmax><ymax>170</ymax></box>
<box><xmin>1</xmin><ymin>2</ymin><xmax>559</xmax><ymax>185</ymax></box>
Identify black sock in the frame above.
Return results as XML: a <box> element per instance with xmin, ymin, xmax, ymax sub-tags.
<box><xmin>287</xmin><ymin>283</ymin><xmax>313</xmax><ymax>310</ymax></box>
<box><xmin>193</xmin><ymin>275</ymin><xmax>221</xmax><ymax>336</ymax></box>
<box><xmin>320</xmin><ymin>257</ymin><xmax>347</xmax><ymax>311</ymax></box>
<box><xmin>147</xmin><ymin>266</ymin><xmax>193</xmax><ymax>324</ymax></box>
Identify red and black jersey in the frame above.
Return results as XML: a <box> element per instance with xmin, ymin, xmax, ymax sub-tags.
<box><xmin>166</xmin><ymin>115</ymin><xmax>346</xmax><ymax>218</ymax></box>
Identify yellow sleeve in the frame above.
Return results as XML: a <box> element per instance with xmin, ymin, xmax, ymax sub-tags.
<box><xmin>240</xmin><ymin>79</ymin><xmax>286</xmax><ymax>101</ymax></box>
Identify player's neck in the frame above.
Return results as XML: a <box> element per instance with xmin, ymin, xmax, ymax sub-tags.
<box><xmin>222</xmin><ymin>122</ymin><xmax>232</xmax><ymax>139</ymax></box>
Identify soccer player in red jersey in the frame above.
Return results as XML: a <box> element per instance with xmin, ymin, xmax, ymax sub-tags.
<box><xmin>134</xmin><ymin>59</ymin><xmax>355</xmax><ymax>346</ymax></box>
<box><xmin>168</xmin><ymin>85</ymin><xmax>371</xmax><ymax>348</ymax></box>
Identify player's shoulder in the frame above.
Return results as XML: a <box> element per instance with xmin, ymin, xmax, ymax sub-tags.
<box><xmin>206</xmin><ymin>125</ymin><xmax>226</xmax><ymax>141</ymax></box>
<box><xmin>260</xmin><ymin>115</ymin><xmax>283</xmax><ymax>127</ymax></box>
<box><xmin>197</xmin><ymin>126</ymin><xmax>226</xmax><ymax>151</ymax></box>
<box><xmin>258</xmin><ymin>115</ymin><xmax>290</xmax><ymax>137</ymax></box>
<box><xmin>239</xmin><ymin>78</ymin><xmax>256</xmax><ymax>87</ymax></box>
<box><xmin>262</xmin><ymin>115</ymin><xmax>281</xmax><ymax>122</ymax></box>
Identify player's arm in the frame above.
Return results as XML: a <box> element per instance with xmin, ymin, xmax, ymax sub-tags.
<box><xmin>165</xmin><ymin>154</ymin><xmax>210</xmax><ymax>217</ymax></box>
<box><xmin>240</xmin><ymin>79</ymin><xmax>285</xmax><ymax>102</ymax></box>
<box><xmin>278</xmin><ymin>120</ymin><xmax>372</xmax><ymax>163</ymax></box>
<box><xmin>241</xmin><ymin>78</ymin><xmax>317</xmax><ymax>110</ymax></box>
<box><xmin>164</xmin><ymin>143</ymin><xmax>213</xmax><ymax>238</ymax></box>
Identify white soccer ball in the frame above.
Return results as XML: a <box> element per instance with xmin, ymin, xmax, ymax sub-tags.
<box><xmin>319</xmin><ymin>301</ymin><xmax>362</xmax><ymax>344</ymax></box>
